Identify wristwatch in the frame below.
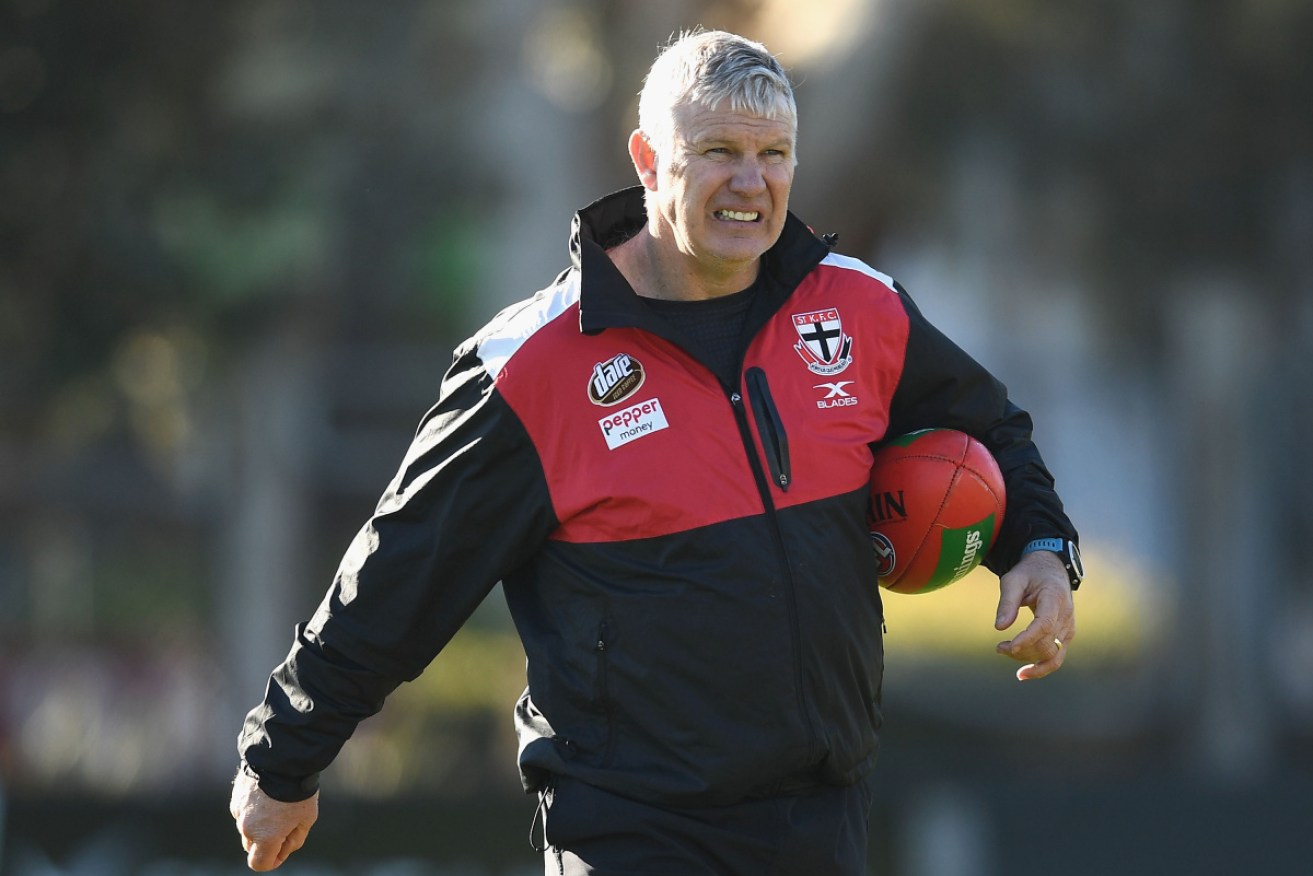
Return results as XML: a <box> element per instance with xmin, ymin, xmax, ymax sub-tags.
<box><xmin>1021</xmin><ymin>537</ymin><xmax>1084</xmax><ymax>589</ymax></box>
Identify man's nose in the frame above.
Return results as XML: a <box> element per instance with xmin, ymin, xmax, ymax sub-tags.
<box><xmin>729</xmin><ymin>157</ymin><xmax>767</xmax><ymax>194</ymax></box>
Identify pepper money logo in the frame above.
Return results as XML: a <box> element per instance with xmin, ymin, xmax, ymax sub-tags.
<box><xmin>598</xmin><ymin>398</ymin><xmax>669</xmax><ymax>450</ymax></box>
<box><xmin>588</xmin><ymin>352</ymin><xmax>646</xmax><ymax>406</ymax></box>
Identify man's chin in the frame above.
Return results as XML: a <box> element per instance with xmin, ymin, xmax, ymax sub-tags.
<box><xmin>709</xmin><ymin>235</ymin><xmax>777</xmax><ymax>266</ymax></box>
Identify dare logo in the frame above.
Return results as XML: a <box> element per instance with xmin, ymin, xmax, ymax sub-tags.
<box><xmin>588</xmin><ymin>353</ymin><xmax>645</xmax><ymax>406</ymax></box>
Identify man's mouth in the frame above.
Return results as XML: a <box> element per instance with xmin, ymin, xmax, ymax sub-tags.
<box><xmin>714</xmin><ymin>209</ymin><xmax>760</xmax><ymax>222</ymax></box>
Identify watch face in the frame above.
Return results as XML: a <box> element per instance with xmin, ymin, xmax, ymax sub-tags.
<box><xmin>1066</xmin><ymin>541</ymin><xmax>1085</xmax><ymax>581</ymax></box>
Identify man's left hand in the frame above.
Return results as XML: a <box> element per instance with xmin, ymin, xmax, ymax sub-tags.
<box><xmin>993</xmin><ymin>550</ymin><xmax>1076</xmax><ymax>680</ymax></box>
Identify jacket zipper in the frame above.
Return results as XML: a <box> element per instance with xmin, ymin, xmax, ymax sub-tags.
<box><xmin>728</xmin><ymin>380</ymin><xmax>818</xmax><ymax>761</ymax></box>
<box><xmin>595</xmin><ymin>620</ymin><xmax>616</xmax><ymax>763</ymax></box>
<box><xmin>745</xmin><ymin>367</ymin><xmax>791</xmax><ymax>491</ymax></box>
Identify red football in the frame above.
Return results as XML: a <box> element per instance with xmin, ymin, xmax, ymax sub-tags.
<box><xmin>867</xmin><ymin>428</ymin><xmax>1006</xmax><ymax>594</ymax></box>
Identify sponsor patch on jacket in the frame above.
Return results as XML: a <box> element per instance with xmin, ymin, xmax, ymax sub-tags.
<box><xmin>598</xmin><ymin>398</ymin><xmax>668</xmax><ymax>450</ymax></box>
<box><xmin>814</xmin><ymin>379</ymin><xmax>859</xmax><ymax>409</ymax></box>
<box><xmin>588</xmin><ymin>352</ymin><xmax>645</xmax><ymax>406</ymax></box>
<box><xmin>793</xmin><ymin>308</ymin><xmax>853</xmax><ymax>376</ymax></box>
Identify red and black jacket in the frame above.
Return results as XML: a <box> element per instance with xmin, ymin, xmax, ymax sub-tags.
<box><xmin>239</xmin><ymin>187</ymin><xmax>1077</xmax><ymax>807</ymax></box>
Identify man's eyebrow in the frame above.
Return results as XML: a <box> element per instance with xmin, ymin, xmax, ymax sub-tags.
<box><xmin>689</xmin><ymin>131</ymin><xmax>794</xmax><ymax>149</ymax></box>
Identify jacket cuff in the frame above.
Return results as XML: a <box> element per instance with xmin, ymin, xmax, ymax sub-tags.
<box><xmin>241</xmin><ymin>761</ymin><xmax>320</xmax><ymax>803</ymax></box>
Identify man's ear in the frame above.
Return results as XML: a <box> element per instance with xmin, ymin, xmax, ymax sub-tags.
<box><xmin>628</xmin><ymin>129</ymin><xmax>659</xmax><ymax>191</ymax></box>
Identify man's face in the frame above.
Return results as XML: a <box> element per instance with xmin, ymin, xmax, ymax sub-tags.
<box><xmin>642</xmin><ymin>98</ymin><xmax>796</xmax><ymax>283</ymax></box>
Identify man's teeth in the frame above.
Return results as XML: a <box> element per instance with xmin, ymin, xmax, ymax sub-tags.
<box><xmin>716</xmin><ymin>210</ymin><xmax>759</xmax><ymax>221</ymax></box>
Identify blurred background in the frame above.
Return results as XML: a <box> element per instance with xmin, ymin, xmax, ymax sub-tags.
<box><xmin>2</xmin><ymin>0</ymin><xmax>1311</xmax><ymax>873</ymax></box>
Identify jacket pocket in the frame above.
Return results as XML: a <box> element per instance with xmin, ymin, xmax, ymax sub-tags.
<box><xmin>746</xmin><ymin>367</ymin><xmax>791</xmax><ymax>491</ymax></box>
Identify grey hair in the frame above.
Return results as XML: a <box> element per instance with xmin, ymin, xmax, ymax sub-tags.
<box><xmin>638</xmin><ymin>30</ymin><xmax>797</xmax><ymax>158</ymax></box>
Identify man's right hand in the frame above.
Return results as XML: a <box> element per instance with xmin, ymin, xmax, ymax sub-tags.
<box><xmin>230</xmin><ymin>767</ymin><xmax>320</xmax><ymax>871</ymax></box>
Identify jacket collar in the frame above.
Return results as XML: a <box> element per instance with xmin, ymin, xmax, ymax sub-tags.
<box><xmin>569</xmin><ymin>187</ymin><xmax>831</xmax><ymax>336</ymax></box>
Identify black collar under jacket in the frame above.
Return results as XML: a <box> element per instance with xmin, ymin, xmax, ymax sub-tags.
<box><xmin>568</xmin><ymin>186</ymin><xmax>832</xmax><ymax>347</ymax></box>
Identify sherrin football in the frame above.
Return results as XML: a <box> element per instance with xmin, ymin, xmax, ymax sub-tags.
<box><xmin>867</xmin><ymin>428</ymin><xmax>1006</xmax><ymax>594</ymax></box>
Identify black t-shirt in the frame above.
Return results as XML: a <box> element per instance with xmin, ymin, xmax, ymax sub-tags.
<box><xmin>641</xmin><ymin>281</ymin><xmax>758</xmax><ymax>388</ymax></box>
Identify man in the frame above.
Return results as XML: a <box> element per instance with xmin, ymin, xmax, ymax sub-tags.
<box><xmin>231</xmin><ymin>30</ymin><xmax>1079</xmax><ymax>874</ymax></box>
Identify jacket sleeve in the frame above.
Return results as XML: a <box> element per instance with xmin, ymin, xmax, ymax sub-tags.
<box><xmin>884</xmin><ymin>282</ymin><xmax>1077</xmax><ymax>575</ymax></box>
<box><xmin>237</xmin><ymin>339</ymin><xmax>559</xmax><ymax>801</ymax></box>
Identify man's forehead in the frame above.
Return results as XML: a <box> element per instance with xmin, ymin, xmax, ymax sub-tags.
<box><xmin>675</xmin><ymin>98</ymin><xmax>796</xmax><ymax>141</ymax></box>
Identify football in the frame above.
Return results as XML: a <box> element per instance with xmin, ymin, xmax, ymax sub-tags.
<box><xmin>867</xmin><ymin>428</ymin><xmax>1006</xmax><ymax>594</ymax></box>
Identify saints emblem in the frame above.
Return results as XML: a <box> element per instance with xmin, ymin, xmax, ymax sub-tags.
<box><xmin>792</xmin><ymin>308</ymin><xmax>853</xmax><ymax>376</ymax></box>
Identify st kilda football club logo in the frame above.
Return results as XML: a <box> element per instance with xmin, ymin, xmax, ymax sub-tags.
<box><xmin>793</xmin><ymin>308</ymin><xmax>853</xmax><ymax>376</ymax></box>
<box><xmin>588</xmin><ymin>352</ymin><xmax>645</xmax><ymax>406</ymax></box>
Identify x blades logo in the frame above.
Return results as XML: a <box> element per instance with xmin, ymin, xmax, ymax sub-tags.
<box><xmin>814</xmin><ymin>380</ymin><xmax>859</xmax><ymax>409</ymax></box>
<box><xmin>815</xmin><ymin>381</ymin><xmax>854</xmax><ymax>398</ymax></box>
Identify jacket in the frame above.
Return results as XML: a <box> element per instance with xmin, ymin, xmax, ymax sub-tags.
<box><xmin>239</xmin><ymin>186</ymin><xmax>1077</xmax><ymax>807</ymax></box>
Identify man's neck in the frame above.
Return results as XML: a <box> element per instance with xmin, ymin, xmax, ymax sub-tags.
<box><xmin>608</xmin><ymin>228</ymin><xmax>760</xmax><ymax>302</ymax></box>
